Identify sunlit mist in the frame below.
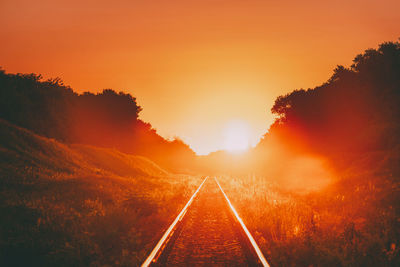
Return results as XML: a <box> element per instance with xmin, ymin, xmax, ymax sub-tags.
<box><xmin>223</xmin><ymin>120</ymin><xmax>251</xmax><ymax>153</ymax></box>
<box><xmin>282</xmin><ymin>156</ymin><xmax>334</xmax><ymax>193</ymax></box>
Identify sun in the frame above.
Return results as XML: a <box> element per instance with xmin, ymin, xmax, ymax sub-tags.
<box><xmin>223</xmin><ymin>120</ymin><xmax>251</xmax><ymax>152</ymax></box>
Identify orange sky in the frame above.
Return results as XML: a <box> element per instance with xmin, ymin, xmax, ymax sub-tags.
<box><xmin>1</xmin><ymin>0</ymin><xmax>399</xmax><ymax>154</ymax></box>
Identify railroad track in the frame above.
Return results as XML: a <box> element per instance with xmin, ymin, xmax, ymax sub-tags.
<box><xmin>142</xmin><ymin>176</ymin><xmax>270</xmax><ymax>267</ymax></box>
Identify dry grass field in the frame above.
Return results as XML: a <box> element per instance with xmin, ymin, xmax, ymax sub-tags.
<box><xmin>219</xmin><ymin>168</ymin><xmax>400</xmax><ymax>267</ymax></box>
<box><xmin>0</xmin><ymin>119</ymin><xmax>202</xmax><ymax>266</ymax></box>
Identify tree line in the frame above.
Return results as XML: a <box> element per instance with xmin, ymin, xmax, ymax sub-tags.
<box><xmin>0</xmin><ymin>70</ymin><xmax>195</xmax><ymax>172</ymax></box>
<box><xmin>261</xmin><ymin>41</ymin><xmax>400</xmax><ymax>171</ymax></box>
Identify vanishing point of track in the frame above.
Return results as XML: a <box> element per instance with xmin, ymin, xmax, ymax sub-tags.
<box><xmin>142</xmin><ymin>176</ymin><xmax>270</xmax><ymax>267</ymax></box>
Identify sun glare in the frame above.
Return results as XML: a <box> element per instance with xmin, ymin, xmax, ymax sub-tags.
<box><xmin>223</xmin><ymin>120</ymin><xmax>251</xmax><ymax>153</ymax></box>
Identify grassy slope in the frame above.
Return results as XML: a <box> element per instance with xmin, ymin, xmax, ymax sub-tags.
<box><xmin>0</xmin><ymin>119</ymin><xmax>201</xmax><ymax>266</ymax></box>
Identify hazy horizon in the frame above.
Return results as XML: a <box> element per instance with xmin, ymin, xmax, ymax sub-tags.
<box><xmin>1</xmin><ymin>0</ymin><xmax>399</xmax><ymax>154</ymax></box>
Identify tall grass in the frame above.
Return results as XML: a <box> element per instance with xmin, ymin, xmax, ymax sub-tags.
<box><xmin>219</xmin><ymin>172</ymin><xmax>400</xmax><ymax>267</ymax></box>
<box><xmin>0</xmin><ymin>120</ymin><xmax>202</xmax><ymax>266</ymax></box>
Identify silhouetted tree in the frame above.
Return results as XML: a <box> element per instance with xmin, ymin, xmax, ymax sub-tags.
<box><xmin>267</xmin><ymin>40</ymin><xmax>400</xmax><ymax>156</ymax></box>
<box><xmin>0</xmin><ymin>70</ymin><xmax>195</xmax><ymax>171</ymax></box>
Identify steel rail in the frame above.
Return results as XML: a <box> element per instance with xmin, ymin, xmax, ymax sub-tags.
<box><xmin>141</xmin><ymin>176</ymin><xmax>208</xmax><ymax>267</ymax></box>
<box><xmin>214</xmin><ymin>177</ymin><xmax>270</xmax><ymax>267</ymax></box>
